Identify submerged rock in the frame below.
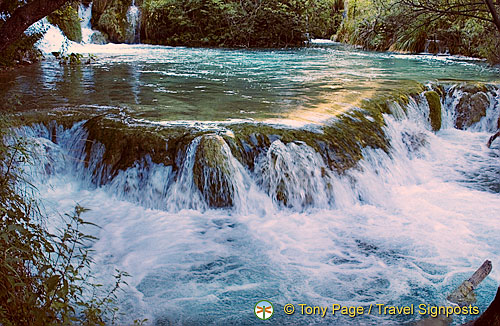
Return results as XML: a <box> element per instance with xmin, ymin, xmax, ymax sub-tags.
<box><xmin>424</xmin><ymin>90</ymin><xmax>442</xmax><ymax>131</ymax></box>
<box><xmin>193</xmin><ymin>135</ymin><xmax>235</xmax><ymax>208</ymax></box>
<box><xmin>402</xmin><ymin>131</ymin><xmax>427</xmax><ymax>153</ymax></box>
<box><xmin>90</xmin><ymin>31</ymin><xmax>108</xmax><ymax>44</ymax></box>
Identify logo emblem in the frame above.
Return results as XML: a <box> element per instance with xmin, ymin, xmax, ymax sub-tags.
<box><xmin>254</xmin><ymin>300</ymin><xmax>274</xmax><ymax>320</ymax></box>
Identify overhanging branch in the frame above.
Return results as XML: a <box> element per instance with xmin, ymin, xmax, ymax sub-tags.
<box><xmin>0</xmin><ymin>0</ymin><xmax>69</xmax><ymax>53</ymax></box>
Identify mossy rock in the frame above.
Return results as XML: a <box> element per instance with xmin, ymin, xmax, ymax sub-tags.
<box><xmin>424</xmin><ymin>91</ymin><xmax>442</xmax><ymax>131</ymax></box>
<box><xmin>429</xmin><ymin>83</ymin><xmax>446</xmax><ymax>99</ymax></box>
<box><xmin>226</xmin><ymin>104</ymin><xmax>389</xmax><ymax>175</ymax></box>
<box><xmin>48</xmin><ymin>2</ymin><xmax>82</xmax><ymax>43</ymax></box>
<box><xmin>80</xmin><ymin>114</ymin><xmax>208</xmax><ymax>184</ymax></box>
<box><xmin>11</xmin><ymin>107</ymin><xmax>108</xmax><ymax>135</ymax></box>
<box><xmin>453</xmin><ymin>84</ymin><xmax>490</xmax><ymax>130</ymax></box>
<box><xmin>193</xmin><ymin>135</ymin><xmax>235</xmax><ymax>208</ymax></box>
<box><xmin>91</xmin><ymin>0</ymin><xmax>132</xmax><ymax>43</ymax></box>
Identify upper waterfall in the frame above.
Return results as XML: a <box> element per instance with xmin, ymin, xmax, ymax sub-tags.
<box><xmin>126</xmin><ymin>0</ymin><xmax>141</xmax><ymax>44</ymax></box>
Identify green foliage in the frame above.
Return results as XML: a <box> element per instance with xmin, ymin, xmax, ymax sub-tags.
<box><xmin>0</xmin><ymin>116</ymin><xmax>127</xmax><ymax>325</ymax></box>
<box><xmin>139</xmin><ymin>0</ymin><xmax>340</xmax><ymax>47</ymax></box>
<box><xmin>337</xmin><ymin>0</ymin><xmax>500</xmax><ymax>64</ymax></box>
<box><xmin>91</xmin><ymin>0</ymin><xmax>132</xmax><ymax>43</ymax></box>
<box><xmin>0</xmin><ymin>31</ymin><xmax>44</xmax><ymax>68</ymax></box>
<box><xmin>48</xmin><ymin>2</ymin><xmax>83</xmax><ymax>43</ymax></box>
<box><xmin>140</xmin><ymin>0</ymin><xmax>307</xmax><ymax>47</ymax></box>
<box><xmin>306</xmin><ymin>0</ymin><xmax>344</xmax><ymax>39</ymax></box>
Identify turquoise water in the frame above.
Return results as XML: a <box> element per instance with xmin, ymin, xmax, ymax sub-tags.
<box><xmin>1</xmin><ymin>43</ymin><xmax>499</xmax><ymax>124</ymax></box>
<box><xmin>6</xmin><ymin>43</ymin><xmax>500</xmax><ymax>325</ymax></box>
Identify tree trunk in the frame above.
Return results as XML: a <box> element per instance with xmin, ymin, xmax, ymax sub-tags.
<box><xmin>463</xmin><ymin>286</ymin><xmax>500</xmax><ymax>326</ymax></box>
<box><xmin>448</xmin><ymin>260</ymin><xmax>492</xmax><ymax>306</ymax></box>
<box><xmin>487</xmin><ymin>130</ymin><xmax>500</xmax><ymax>148</ymax></box>
<box><xmin>0</xmin><ymin>0</ymin><xmax>69</xmax><ymax>54</ymax></box>
<box><xmin>484</xmin><ymin>0</ymin><xmax>500</xmax><ymax>33</ymax></box>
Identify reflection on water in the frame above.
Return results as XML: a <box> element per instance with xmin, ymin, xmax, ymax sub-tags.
<box><xmin>1</xmin><ymin>43</ymin><xmax>499</xmax><ymax>124</ymax></box>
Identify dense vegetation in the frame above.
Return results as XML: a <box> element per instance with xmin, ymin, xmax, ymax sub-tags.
<box><xmin>0</xmin><ymin>117</ymin><xmax>133</xmax><ymax>325</ymax></box>
<box><xmin>48</xmin><ymin>2</ymin><xmax>82</xmax><ymax>43</ymax></box>
<box><xmin>93</xmin><ymin>0</ymin><xmax>343</xmax><ymax>47</ymax></box>
<box><xmin>336</xmin><ymin>0</ymin><xmax>500</xmax><ymax>64</ymax></box>
<box><xmin>2</xmin><ymin>0</ymin><xmax>500</xmax><ymax>63</ymax></box>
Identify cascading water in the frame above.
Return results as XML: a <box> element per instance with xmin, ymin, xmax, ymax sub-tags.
<box><xmin>78</xmin><ymin>3</ymin><xmax>108</xmax><ymax>45</ymax></box>
<box><xmin>126</xmin><ymin>0</ymin><xmax>141</xmax><ymax>44</ymax></box>
<box><xmin>79</xmin><ymin>3</ymin><xmax>95</xmax><ymax>44</ymax></box>
<box><xmin>14</xmin><ymin>82</ymin><xmax>500</xmax><ymax>325</ymax></box>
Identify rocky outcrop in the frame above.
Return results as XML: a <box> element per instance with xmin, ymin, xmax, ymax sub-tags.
<box><xmin>424</xmin><ymin>90</ymin><xmax>442</xmax><ymax>131</ymax></box>
<box><xmin>193</xmin><ymin>135</ymin><xmax>236</xmax><ymax>208</ymax></box>
<box><xmin>453</xmin><ymin>84</ymin><xmax>491</xmax><ymax>130</ymax></box>
<box><xmin>47</xmin><ymin>2</ymin><xmax>82</xmax><ymax>43</ymax></box>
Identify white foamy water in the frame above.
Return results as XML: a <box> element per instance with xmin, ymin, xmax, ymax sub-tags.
<box><xmin>79</xmin><ymin>3</ymin><xmax>95</xmax><ymax>44</ymax></box>
<box><xmin>15</xmin><ymin>86</ymin><xmax>500</xmax><ymax>325</ymax></box>
<box><xmin>32</xmin><ymin>18</ymin><xmax>69</xmax><ymax>54</ymax></box>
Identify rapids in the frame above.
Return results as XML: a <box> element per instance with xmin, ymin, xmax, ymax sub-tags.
<box><xmin>2</xmin><ymin>41</ymin><xmax>500</xmax><ymax>325</ymax></box>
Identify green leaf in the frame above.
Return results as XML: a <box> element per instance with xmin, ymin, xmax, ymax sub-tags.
<box><xmin>46</xmin><ymin>274</ymin><xmax>61</xmax><ymax>292</ymax></box>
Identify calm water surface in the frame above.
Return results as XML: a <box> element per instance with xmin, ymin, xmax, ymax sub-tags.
<box><xmin>1</xmin><ymin>43</ymin><xmax>499</xmax><ymax>124</ymax></box>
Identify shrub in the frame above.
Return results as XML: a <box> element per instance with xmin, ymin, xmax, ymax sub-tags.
<box><xmin>0</xmin><ymin>116</ymin><xmax>128</xmax><ymax>325</ymax></box>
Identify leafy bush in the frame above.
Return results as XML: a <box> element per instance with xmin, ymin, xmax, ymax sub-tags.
<box><xmin>140</xmin><ymin>0</ymin><xmax>306</xmax><ymax>47</ymax></box>
<box><xmin>0</xmin><ymin>31</ymin><xmax>44</xmax><ymax>67</ymax></box>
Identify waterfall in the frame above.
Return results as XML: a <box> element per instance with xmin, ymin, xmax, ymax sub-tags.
<box><xmin>32</xmin><ymin>18</ymin><xmax>68</xmax><ymax>54</ymax></box>
<box><xmin>78</xmin><ymin>3</ymin><xmax>107</xmax><ymax>44</ymax></box>
<box><xmin>14</xmin><ymin>83</ymin><xmax>500</xmax><ymax>213</ymax></box>
<box><xmin>12</xmin><ymin>82</ymin><xmax>500</xmax><ymax>325</ymax></box>
<box><xmin>79</xmin><ymin>3</ymin><xmax>95</xmax><ymax>44</ymax></box>
<box><xmin>126</xmin><ymin>0</ymin><xmax>141</xmax><ymax>44</ymax></box>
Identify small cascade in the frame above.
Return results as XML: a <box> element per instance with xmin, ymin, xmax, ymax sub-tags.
<box><xmin>126</xmin><ymin>0</ymin><xmax>141</xmax><ymax>44</ymax></box>
<box><xmin>33</xmin><ymin>18</ymin><xmax>68</xmax><ymax>54</ymax></box>
<box><xmin>423</xmin><ymin>39</ymin><xmax>449</xmax><ymax>54</ymax></box>
<box><xmin>255</xmin><ymin>140</ymin><xmax>335</xmax><ymax>209</ymax></box>
<box><xmin>442</xmin><ymin>84</ymin><xmax>500</xmax><ymax>132</ymax></box>
<box><xmin>79</xmin><ymin>3</ymin><xmax>107</xmax><ymax>44</ymax></box>
<box><xmin>79</xmin><ymin>3</ymin><xmax>93</xmax><ymax>43</ymax></box>
<box><xmin>13</xmin><ymin>82</ymin><xmax>500</xmax><ymax>214</ymax></box>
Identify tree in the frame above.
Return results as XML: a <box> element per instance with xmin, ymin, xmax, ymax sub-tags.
<box><xmin>0</xmin><ymin>0</ymin><xmax>70</xmax><ymax>54</ymax></box>
<box><xmin>396</xmin><ymin>0</ymin><xmax>500</xmax><ymax>33</ymax></box>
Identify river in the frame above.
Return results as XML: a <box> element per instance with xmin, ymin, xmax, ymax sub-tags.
<box><xmin>2</xmin><ymin>40</ymin><xmax>500</xmax><ymax>325</ymax></box>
